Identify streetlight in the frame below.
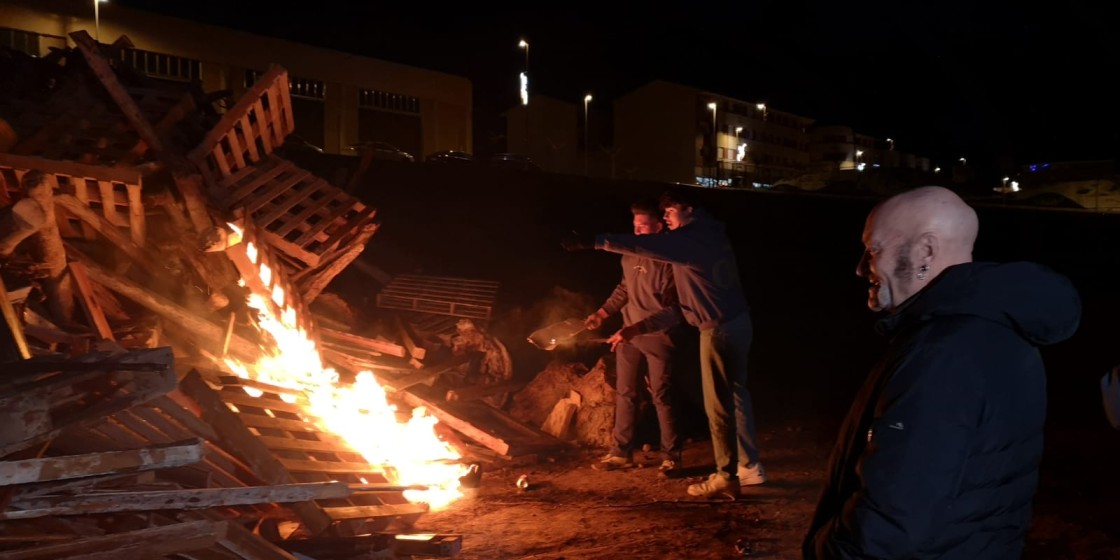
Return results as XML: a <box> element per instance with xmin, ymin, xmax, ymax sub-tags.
<box><xmin>959</xmin><ymin>157</ymin><xmax>967</xmax><ymax>165</ymax></box>
<box><xmin>94</xmin><ymin>0</ymin><xmax>108</xmax><ymax>42</ymax></box>
<box><xmin>707</xmin><ymin>102</ymin><xmax>718</xmax><ymax>181</ymax></box>
<box><xmin>583</xmin><ymin>93</ymin><xmax>592</xmax><ymax>176</ymax></box>
<box><xmin>855</xmin><ymin>149</ymin><xmax>865</xmax><ymax>172</ymax></box>
<box><xmin>886</xmin><ymin>137</ymin><xmax>894</xmax><ymax>151</ymax></box>
<box><xmin>755</xmin><ymin>103</ymin><xmax>767</xmax><ymax>120</ymax></box>
<box><xmin>517</xmin><ymin>39</ymin><xmax>530</xmax><ymax>154</ymax></box>
<box><xmin>518</xmin><ymin>39</ymin><xmax>529</xmax><ymax>71</ymax></box>
<box><xmin>934</xmin><ymin>166</ymin><xmax>942</xmax><ymax>173</ymax></box>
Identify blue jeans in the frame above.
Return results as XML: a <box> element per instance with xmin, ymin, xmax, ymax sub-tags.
<box><xmin>611</xmin><ymin>332</ymin><xmax>681</xmax><ymax>460</ymax></box>
<box><xmin>699</xmin><ymin>313</ymin><xmax>759</xmax><ymax>477</ymax></box>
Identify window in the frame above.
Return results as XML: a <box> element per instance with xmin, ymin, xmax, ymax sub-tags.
<box><xmin>358</xmin><ymin>89</ymin><xmax>420</xmax><ymax>114</ymax></box>
<box><xmin>123</xmin><ymin>49</ymin><xmax>200</xmax><ymax>82</ymax></box>
<box><xmin>0</xmin><ymin>27</ymin><xmax>40</xmax><ymax>56</ymax></box>
<box><xmin>244</xmin><ymin>70</ymin><xmax>326</xmax><ymax>100</ymax></box>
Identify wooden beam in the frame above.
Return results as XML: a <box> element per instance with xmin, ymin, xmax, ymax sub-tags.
<box><xmin>0</xmin><ymin>274</ymin><xmax>30</xmax><ymax>361</ymax></box>
<box><xmin>216</xmin><ymin>520</ymin><xmax>298</xmax><ymax>560</ymax></box>
<box><xmin>69</xmin><ymin>30</ymin><xmax>164</xmax><ymax>155</ymax></box>
<box><xmin>0</xmin><ymin>439</ymin><xmax>204</xmax><ymax>487</ymax></box>
<box><xmin>4</xmin><ymin>481</ymin><xmax>352</xmax><ymax>519</ymax></box>
<box><xmin>68</xmin><ymin>261</ymin><xmax>114</xmax><ymax>341</ymax></box>
<box><xmin>393</xmin><ymin>312</ymin><xmax>426</xmax><ymax>361</ymax></box>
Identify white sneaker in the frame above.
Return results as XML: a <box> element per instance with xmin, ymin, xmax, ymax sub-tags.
<box><xmin>687</xmin><ymin>473</ymin><xmax>740</xmax><ymax>499</ymax></box>
<box><xmin>737</xmin><ymin>463</ymin><xmax>767</xmax><ymax>486</ymax></box>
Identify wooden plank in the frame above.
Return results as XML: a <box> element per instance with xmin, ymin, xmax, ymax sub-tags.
<box><xmin>53</xmin><ymin>195</ymin><xmax>155</xmax><ymax>275</ymax></box>
<box><xmin>320</xmin><ymin>503</ymin><xmax>428</xmax><ymax>521</ymax></box>
<box><xmin>251</xmin><ymin>99</ymin><xmax>273</xmax><ymax>153</ymax></box>
<box><xmin>394</xmin><ymin>314</ymin><xmax>426</xmax><ymax>361</ymax></box>
<box><xmin>254</xmin><ymin>179</ymin><xmax>330</xmax><ymax>230</ymax></box>
<box><xmin>384</xmin><ymin>386</ymin><xmax>511</xmax><ymax>456</ymax></box>
<box><xmin>96</xmin><ymin>180</ymin><xmax>124</xmax><ymax>227</ymax></box>
<box><xmin>272</xmin><ymin>187</ymin><xmax>343</xmax><ymax>237</ymax></box>
<box><xmin>236</xmin><ymin>113</ymin><xmax>260</xmax><ymax>163</ymax></box>
<box><xmin>0</xmin><ymin>153</ymin><xmax>141</xmax><ymax>186</ymax></box>
<box><xmin>317</xmin><ymin>205</ymin><xmax>376</xmax><ymax>254</ymax></box>
<box><xmin>254</xmin><ymin>436</ymin><xmax>352</xmax><ymax>455</ymax></box>
<box><xmin>236</xmin><ymin>413</ymin><xmax>318</xmax><ymax>434</ymax></box>
<box><xmin>0</xmin><ymin>520</ymin><xmax>220</xmax><ymax>560</ymax></box>
<box><xmin>0</xmin><ymin>274</ymin><xmax>30</xmax><ymax>361</ymax></box>
<box><xmin>219</xmin><ymin>391</ymin><xmax>307</xmax><ymax>416</ymax></box>
<box><xmin>4</xmin><ymin>482</ymin><xmax>352</xmax><ymax>519</ymax></box>
<box><xmin>69</xmin><ymin>31</ymin><xmax>164</xmax><ymax>155</ymax></box>
<box><xmin>68</xmin><ymin>261</ymin><xmax>114</xmax><ymax>341</ymax></box>
<box><xmin>125</xmin><ymin>183</ymin><xmax>145</xmax><ymax>246</ymax></box>
<box><xmin>0</xmin><ymin>440</ymin><xmax>204</xmax><ymax>486</ymax></box>
<box><xmin>320</xmin><ymin>328</ymin><xmax>407</xmax><ymax>358</ymax></box>
<box><xmin>242</xmin><ymin>169</ymin><xmax>313</xmax><ymax>216</ymax></box>
<box><xmin>278</xmin><ymin>458</ymin><xmax>382</xmax><ymax>475</ymax></box>
<box><xmin>297</xmin><ymin>222</ymin><xmax>379</xmax><ymax>303</ymax></box>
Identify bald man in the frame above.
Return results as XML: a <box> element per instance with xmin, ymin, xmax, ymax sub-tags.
<box><xmin>804</xmin><ymin>187</ymin><xmax>1082</xmax><ymax>559</ymax></box>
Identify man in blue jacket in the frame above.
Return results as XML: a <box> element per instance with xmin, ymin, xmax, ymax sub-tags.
<box><xmin>564</xmin><ymin>188</ymin><xmax>766</xmax><ymax>499</ymax></box>
<box><xmin>804</xmin><ymin>186</ymin><xmax>1082</xmax><ymax>558</ymax></box>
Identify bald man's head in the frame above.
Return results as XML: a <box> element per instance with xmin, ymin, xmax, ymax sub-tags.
<box><xmin>856</xmin><ymin>186</ymin><xmax>978</xmax><ymax>312</ymax></box>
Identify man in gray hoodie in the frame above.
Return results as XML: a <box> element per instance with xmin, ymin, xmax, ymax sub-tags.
<box><xmin>587</xmin><ymin>198</ymin><xmax>682</xmax><ymax>473</ymax></box>
<box><xmin>564</xmin><ymin>188</ymin><xmax>764</xmax><ymax>499</ymax></box>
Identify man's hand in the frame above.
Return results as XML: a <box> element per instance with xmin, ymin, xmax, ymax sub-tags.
<box><xmin>561</xmin><ymin>231</ymin><xmax>596</xmax><ymax>252</ymax></box>
<box><xmin>606</xmin><ymin>324</ymin><xmax>642</xmax><ymax>351</ymax></box>
<box><xmin>585</xmin><ymin>309</ymin><xmax>608</xmax><ymax>330</ymax></box>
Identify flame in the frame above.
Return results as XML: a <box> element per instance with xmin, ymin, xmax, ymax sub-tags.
<box><xmin>224</xmin><ymin>226</ymin><xmax>465</xmax><ymax>510</ymax></box>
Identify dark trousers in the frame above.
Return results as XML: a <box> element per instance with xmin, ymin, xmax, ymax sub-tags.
<box><xmin>611</xmin><ymin>332</ymin><xmax>681</xmax><ymax>460</ymax></box>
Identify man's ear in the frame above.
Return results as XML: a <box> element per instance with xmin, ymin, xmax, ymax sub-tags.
<box><xmin>917</xmin><ymin>232</ymin><xmax>938</xmax><ymax>265</ymax></box>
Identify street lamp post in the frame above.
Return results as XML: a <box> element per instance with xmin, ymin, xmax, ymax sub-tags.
<box><xmin>94</xmin><ymin>0</ymin><xmax>107</xmax><ymax>42</ymax></box>
<box><xmin>583</xmin><ymin>93</ymin><xmax>592</xmax><ymax>176</ymax></box>
<box><xmin>707</xmin><ymin>102</ymin><xmax>718</xmax><ymax>182</ymax></box>
<box><xmin>886</xmin><ymin>137</ymin><xmax>895</xmax><ymax>151</ymax></box>
<box><xmin>518</xmin><ymin>39</ymin><xmax>530</xmax><ymax>154</ymax></box>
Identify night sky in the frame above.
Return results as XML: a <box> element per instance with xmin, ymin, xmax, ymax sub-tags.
<box><xmin>115</xmin><ymin>0</ymin><xmax>1118</xmax><ymax>174</ymax></box>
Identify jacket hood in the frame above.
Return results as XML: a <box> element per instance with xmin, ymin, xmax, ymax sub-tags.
<box><xmin>877</xmin><ymin>261</ymin><xmax>1081</xmax><ymax>346</ymax></box>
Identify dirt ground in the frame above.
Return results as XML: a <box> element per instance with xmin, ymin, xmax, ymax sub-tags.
<box><xmin>414</xmin><ymin>423</ymin><xmax>1120</xmax><ymax>560</ymax></box>
<box><xmin>420</xmin><ymin>427</ymin><xmax>824</xmax><ymax>560</ymax></box>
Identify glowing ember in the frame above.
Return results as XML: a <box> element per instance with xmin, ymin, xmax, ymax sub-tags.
<box><xmin>224</xmin><ymin>224</ymin><xmax>465</xmax><ymax>509</ymax></box>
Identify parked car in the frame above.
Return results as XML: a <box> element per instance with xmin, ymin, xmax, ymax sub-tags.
<box><xmin>348</xmin><ymin>141</ymin><xmax>415</xmax><ymax>162</ymax></box>
<box><xmin>489</xmin><ymin>153</ymin><xmax>540</xmax><ymax>172</ymax></box>
<box><xmin>427</xmin><ymin>150</ymin><xmax>475</xmax><ymax>164</ymax></box>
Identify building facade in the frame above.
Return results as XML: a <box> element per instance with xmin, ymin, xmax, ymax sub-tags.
<box><xmin>0</xmin><ymin>0</ymin><xmax>472</xmax><ymax>159</ymax></box>
<box><xmin>613</xmin><ymin>80</ymin><xmax>932</xmax><ymax>187</ymax></box>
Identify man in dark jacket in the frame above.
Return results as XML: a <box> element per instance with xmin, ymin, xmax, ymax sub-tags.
<box><xmin>804</xmin><ymin>186</ymin><xmax>1081</xmax><ymax>559</ymax></box>
<box><xmin>564</xmin><ymin>188</ymin><xmax>765</xmax><ymax>499</ymax></box>
<box><xmin>588</xmin><ymin>198</ymin><xmax>683</xmax><ymax>472</ymax></box>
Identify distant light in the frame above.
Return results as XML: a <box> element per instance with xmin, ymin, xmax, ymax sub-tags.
<box><xmin>707</xmin><ymin>102</ymin><xmax>717</xmax><ymax>111</ymax></box>
<box><xmin>518</xmin><ymin>39</ymin><xmax>528</xmax><ymax>49</ymax></box>
<box><xmin>857</xmin><ymin>162</ymin><xmax>866</xmax><ymax>172</ymax></box>
<box><xmin>855</xmin><ymin>150</ymin><xmax>864</xmax><ymax>157</ymax></box>
<box><xmin>872</xmin><ymin>163</ymin><xmax>881</xmax><ymax>168</ymax></box>
<box><xmin>584</xmin><ymin>93</ymin><xmax>592</xmax><ymax>103</ymax></box>
<box><xmin>1029</xmin><ymin>164</ymin><xmax>1038</xmax><ymax>172</ymax></box>
<box><xmin>1011</xmin><ymin>181</ymin><xmax>1020</xmax><ymax>192</ymax></box>
<box><xmin>735</xmin><ymin>126</ymin><xmax>743</xmax><ymax>134</ymax></box>
<box><xmin>736</xmin><ymin>143</ymin><xmax>747</xmax><ymax>162</ymax></box>
<box><xmin>1042</xmin><ymin>163</ymin><xmax>1050</xmax><ymax>169</ymax></box>
<box><xmin>934</xmin><ymin>167</ymin><xmax>941</xmax><ymax>173</ymax></box>
<box><xmin>756</xmin><ymin>103</ymin><xmax>766</xmax><ymax>111</ymax></box>
<box><xmin>1002</xmin><ymin>176</ymin><xmax>1010</xmax><ymax>182</ymax></box>
<box><xmin>519</xmin><ymin>72</ymin><xmax>528</xmax><ymax>106</ymax></box>
<box><xmin>959</xmin><ymin>157</ymin><xmax>967</xmax><ymax>164</ymax></box>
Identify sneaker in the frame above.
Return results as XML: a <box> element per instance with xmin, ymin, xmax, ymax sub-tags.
<box><xmin>592</xmin><ymin>454</ymin><xmax>632</xmax><ymax>471</ymax></box>
<box><xmin>687</xmin><ymin>473</ymin><xmax>740</xmax><ymax>500</ymax></box>
<box><xmin>737</xmin><ymin>462</ymin><xmax>768</xmax><ymax>486</ymax></box>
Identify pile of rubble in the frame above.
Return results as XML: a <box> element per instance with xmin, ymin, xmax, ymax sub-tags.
<box><xmin>0</xmin><ymin>32</ymin><xmax>566</xmax><ymax>559</ymax></box>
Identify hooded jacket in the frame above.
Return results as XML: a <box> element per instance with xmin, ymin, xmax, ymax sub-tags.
<box><xmin>804</xmin><ymin>261</ymin><xmax>1081</xmax><ymax>559</ymax></box>
<box><xmin>595</xmin><ymin>208</ymin><xmax>748</xmax><ymax>331</ymax></box>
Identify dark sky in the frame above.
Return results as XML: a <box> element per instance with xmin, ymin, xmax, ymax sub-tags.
<box><xmin>116</xmin><ymin>0</ymin><xmax>1119</xmax><ymax>172</ymax></box>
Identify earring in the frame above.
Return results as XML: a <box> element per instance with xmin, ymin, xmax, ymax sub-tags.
<box><xmin>917</xmin><ymin>264</ymin><xmax>929</xmax><ymax>281</ymax></box>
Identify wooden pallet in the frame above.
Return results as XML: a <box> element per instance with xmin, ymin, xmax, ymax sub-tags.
<box><xmin>188</xmin><ymin>64</ymin><xmax>295</xmax><ymax>188</ymax></box>
<box><xmin>377</xmin><ymin>275</ymin><xmax>500</xmax><ymax>320</ymax></box>
<box><xmin>0</xmin><ymin>153</ymin><xmax>146</xmax><ymax>246</ymax></box>
<box><xmin>0</xmin><ymin>348</ymin><xmax>176</xmax><ymax>459</ymax></box>
<box><xmin>220</xmin><ymin>155</ymin><xmax>377</xmax><ymax>268</ymax></box>
<box><xmin>178</xmin><ymin>371</ymin><xmax>427</xmax><ymax>537</ymax></box>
